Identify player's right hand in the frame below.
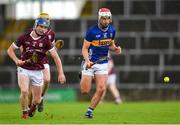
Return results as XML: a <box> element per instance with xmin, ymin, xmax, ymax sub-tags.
<box><xmin>58</xmin><ymin>73</ymin><xmax>66</xmax><ymax>84</ymax></box>
<box><xmin>85</xmin><ymin>61</ymin><xmax>93</xmax><ymax>69</ymax></box>
<box><xmin>16</xmin><ymin>59</ymin><xmax>25</xmax><ymax>66</ymax></box>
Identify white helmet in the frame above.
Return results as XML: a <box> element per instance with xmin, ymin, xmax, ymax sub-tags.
<box><xmin>98</xmin><ymin>8</ymin><xmax>112</xmax><ymax>19</ymax></box>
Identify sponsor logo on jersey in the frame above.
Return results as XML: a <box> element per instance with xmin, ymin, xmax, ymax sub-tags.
<box><xmin>96</xmin><ymin>34</ymin><xmax>101</xmax><ymax>38</ymax></box>
<box><xmin>25</xmin><ymin>41</ymin><xmax>30</xmax><ymax>45</ymax></box>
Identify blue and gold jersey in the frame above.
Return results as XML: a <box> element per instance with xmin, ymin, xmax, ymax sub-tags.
<box><xmin>85</xmin><ymin>24</ymin><xmax>116</xmax><ymax>64</ymax></box>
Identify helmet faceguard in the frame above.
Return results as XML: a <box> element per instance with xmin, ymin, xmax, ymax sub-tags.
<box><xmin>98</xmin><ymin>8</ymin><xmax>112</xmax><ymax>20</ymax></box>
<box><xmin>34</xmin><ymin>18</ymin><xmax>50</xmax><ymax>36</ymax></box>
<box><xmin>98</xmin><ymin>8</ymin><xmax>112</xmax><ymax>30</ymax></box>
<box><xmin>34</xmin><ymin>18</ymin><xmax>50</xmax><ymax>28</ymax></box>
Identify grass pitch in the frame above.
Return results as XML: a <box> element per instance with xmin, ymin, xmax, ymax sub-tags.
<box><xmin>0</xmin><ymin>101</ymin><xmax>180</xmax><ymax>124</ymax></box>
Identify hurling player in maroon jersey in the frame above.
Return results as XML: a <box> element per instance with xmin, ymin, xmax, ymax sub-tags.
<box><xmin>100</xmin><ymin>54</ymin><xmax>122</xmax><ymax>104</ymax></box>
<box><xmin>7</xmin><ymin>18</ymin><xmax>66</xmax><ymax>119</ymax></box>
<box><xmin>33</xmin><ymin>13</ymin><xmax>57</xmax><ymax>113</ymax></box>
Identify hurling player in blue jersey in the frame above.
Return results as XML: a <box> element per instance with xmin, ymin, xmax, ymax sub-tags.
<box><xmin>80</xmin><ymin>8</ymin><xmax>121</xmax><ymax>118</ymax></box>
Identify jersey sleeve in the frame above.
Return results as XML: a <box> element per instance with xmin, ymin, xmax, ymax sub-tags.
<box><xmin>51</xmin><ymin>31</ymin><xmax>55</xmax><ymax>43</ymax></box>
<box><xmin>85</xmin><ymin>29</ymin><xmax>94</xmax><ymax>42</ymax></box>
<box><xmin>46</xmin><ymin>36</ymin><xmax>54</xmax><ymax>51</ymax></box>
<box><xmin>47</xmin><ymin>29</ymin><xmax>56</xmax><ymax>43</ymax></box>
<box><xmin>112</xmin><ymin>28</ymin><xmax>116</xmax><ymax>40</ymax></box>
<box><xmin>13</xmin><ymin>33</ymin><xmax>25</xmax><ymax>48</ymax></box>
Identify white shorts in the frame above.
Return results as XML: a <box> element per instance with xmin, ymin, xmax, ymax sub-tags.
<box><xmin>82</xmin><ymin>63</ymin><xmax>108</xmax><ymax>76</ymax></box>
<box><xmin>43</xmin><ymin>64</ymin><xmax>50</xmax><ymax>70</ymax></box>
<box><xmin>17</xmin><ymin>67</ymin><xmax>43</xmax><ymax>86</ymax></box>
<box><xmin>107</xmin><ymin>74</ymin><xmax>116</xmax><ymax>85</ymax></box>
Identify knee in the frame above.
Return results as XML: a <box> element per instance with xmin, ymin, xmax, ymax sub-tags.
<box><xmin>44</xmin><ymin>78</ymin><xmax>50</xmax><ymax>85</ymax></box>
<box><xmin>80</xmin><ymin>78</ymin><xmax>92</xmax><ymax>94</ymax></box>
<box><xmin>33</xmin><ymin>97</ymin><xmax>41</xmax><ymax>105</ymax></box>
<box><xmin>80</xmin><ymin>85</ymin><xmax>91</xmax><ymax>94</ymax></box>
<box><xmin>21</xmin><ymin>90</ymin><xmax>29</xmax><ymax>97</ymax></box>
<box><xmin>97</xmin><ymin>85</ymin><xmax>106</xmax><ymax>94</ymax></box>
<box><xmin>81</xmin><ymin>89</ymin><xmax>90</xmax><ymax>94</ymax></box>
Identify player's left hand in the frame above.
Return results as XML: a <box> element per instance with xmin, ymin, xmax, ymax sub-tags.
<box><xmin>114</xmin><ymin>46</ymin><xmax>121</xmax><ymax>54</ymax></box>
<box><xmin>58</xmin><ymin>73</ymin><xmax>66</xmax><ymax>84</ymax></box>
<box><xmin>85</xmin><ymin>61</ymin><xmax>93</xmax><ymax>69</ymax></box>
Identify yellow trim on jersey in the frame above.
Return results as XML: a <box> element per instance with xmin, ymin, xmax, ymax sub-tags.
<box><xmin>111</xmin><ymin>40</ymin><xmax>115</xmax><ymax>45</ymax></box>
<box><xmin>91</xmin><ymin>39</ymin><xmax>113</xmax><ymax>46</ymax></box>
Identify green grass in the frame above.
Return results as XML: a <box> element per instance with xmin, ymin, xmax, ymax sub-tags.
<box><xmin>0</xmin><ymin>101</ymin><xmax>180</xmax><ymax>124</ymax></box>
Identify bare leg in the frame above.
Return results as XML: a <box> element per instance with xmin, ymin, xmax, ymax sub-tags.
<box><xmin>29</xmin><ymin>85</ymin><xmax>42</xmax><ymax>117</ymax></box>
<box><xmin>38</xmin><ymin>67</ymin><xmax>50</xmax><ymax>112</ymax></box>
<box><xmin>100</xmin><ymin>87</ymin><xmax>107</xmax><ymax>103</ymax></box>
<box><xmin>90</xmin><ymin>74</ymin><xmax>107</xmax><ymax>109</ymax></box>
<box><xmin>31</xmin><ymin>85</ymin><xmax>42</xmax><ymax>105</ymax></box>
<box><xmin>108</xmin><ymin>84</ymin><xmax>122</xmax><ymax>104</ymax></box>
<box><xmin>80</xmin><ymin>75</ymin><xmax>92</xmax><ymax>94</ymax></box>
<box><xmin>28</xmin><ymin>86</ymin><xmax>32</xmax><ymax>108</ymax></box>
<box><xmin>18</xmin><ymin>74</ymin><xmax>29</xmax><ymax>118</ymax></box>
<box><xmin>42</xmin><ymin>67</ymin><xmax>50</xmax><ymax>96</ymax></box>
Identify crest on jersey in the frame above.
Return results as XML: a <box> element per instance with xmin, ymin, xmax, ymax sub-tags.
<box><xmin>48</xmin><ymin>35</ymin><xmax>52</xmax><ymax>40</ymax></box>
<box><xmin>110</xmin><ymin>33</ymin><xmax>113</xmax><ymax>38</ymax></box>
<box><xmin>39</xmin><ymin>43</ymin><xmax>43</xmax><ymax>47</ymax></box>
<box><xmin>103</xmin><ymin>33</ymin><xmax>107</xmax><ymax>38</ymax></box>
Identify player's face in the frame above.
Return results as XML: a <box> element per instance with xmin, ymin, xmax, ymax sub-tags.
<box><xmin>99</xmin><ymin>16</ymin><xmax>111</xmax><ymax>29</ymax></box>
<box><xmin>35</xmin><ymin>25</ymin><xmax>48</xmax><ymax>36</ymax></box>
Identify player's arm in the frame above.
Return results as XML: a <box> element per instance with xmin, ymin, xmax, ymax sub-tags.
<box><xmin>109</xmin><ymin>40</ymin><xmax>121</xmax><ymax>54</ymax></box>
<box><xmin>82</xmin><ymin>39</ymin><xmax>92</xmax><ymax>68</ymax></box>
<box><xmin>49</xmin><ymin>48</ymin><xmax>66</xmax><ymax>84</ymax></box>
<box><xmin>7</xmin><ymin>43</ymin><xmax>25</xmax><ymax>66</ymax></box>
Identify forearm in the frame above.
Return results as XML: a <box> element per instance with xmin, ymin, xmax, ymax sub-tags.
<box><xmin>82</xmin><ymin>47</ymin><xmax>90</xmax><ymax>62</ymax></box>
<box><xmin>109</xmin><ymin>42</ymin><xmax>117</xmax><ymax>52</ymax></box>
<box><xmin>51</xmin><ymin>50</ymin><xmax>64</xmax><ymax>75</ymax></box>
<box><xmin>7</xmin><ymin>46</ymin><xmax>18</xmax><ymax>63</ymax></box>
<box><xmin>54</xmin><ymin>56</ymin><xmax>64</xmax><ymax>74</ymax></box>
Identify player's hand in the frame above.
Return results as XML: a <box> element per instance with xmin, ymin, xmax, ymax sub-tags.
<box><xmin>114</xmin><ymin>46</ymin><xmax>121</xmax><ymax>54</ymax></box>
<box><xmin>85</xmin><ymin>61</ymin><xmax>93</xmax><ymax>69</ymax></box>
<box><xmin>58</xmin><ymin>73</ymin><xmax>66</xmax><ymax>84</ymax></box>
<box><xmin>16</xmin><ymin>59</ymin><xmax>25</xmax><ymax>66</ymax></box>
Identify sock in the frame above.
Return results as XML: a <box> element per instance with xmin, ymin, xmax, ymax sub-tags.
<box><xmin>115</xmin><ymin>96</ymin><xmax>122</xmax><ymax>103</ymax></box>
<box><xmin>30</xmin><ymin>104</ymin><xmax>37</xmax><ymax>112</ymax></box>
<box><xmin>41</xmin><ymin>96</ymin><xmax>45</xmax><ymax>100</ymax></box>
<box><xmin>28</xmin><ymin>104</ymin><xmax>31</xmax><ymax>108</ymax></box>
<box><xmin>22</xmin><ymin>110</ymin><xmax>28</xmax><ymax>114</ymax></box>
<box><xmin>87</xmin><ymin>107</ymin><xmax>94</xmax><ymax>113</ymax></box>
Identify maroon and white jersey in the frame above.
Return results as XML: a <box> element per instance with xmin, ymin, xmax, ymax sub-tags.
<box><xmin>42</xmin><ymin>28</ymin><xmax>56</xmax><ymax>64</ymax></box>
<box><xmin>46</xmin><ymin>29</ymin><xmax>55</xmax><ymax>43</ymax></box>
<box><xmin>13</xmin><ymin>30</ymin><xmax>54</xmax><ymax>70</ymax></box>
